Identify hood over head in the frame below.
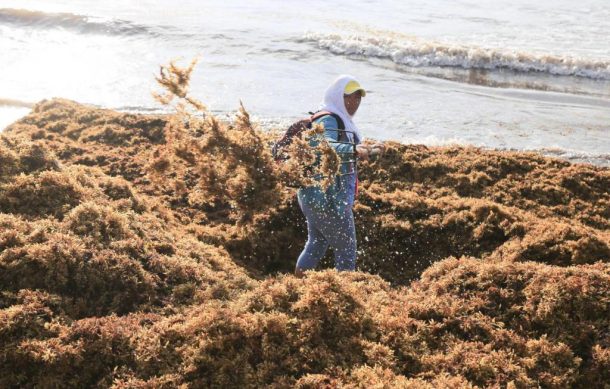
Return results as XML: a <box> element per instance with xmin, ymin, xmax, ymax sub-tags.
<box><xmin>318</xmin><ymin>74</ymin><xmax>363</xmax><ymax>143</ymax></box>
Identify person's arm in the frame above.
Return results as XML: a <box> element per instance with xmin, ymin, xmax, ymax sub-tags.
<box><xmin>315</xmin><ymin>115</ymin><xmax>355</xmax><ymax>156</ymax></box>
<box><xmin>315</xmin><ymin>116</ymin><xmax>385</xmax><ymax>160</ymax></box>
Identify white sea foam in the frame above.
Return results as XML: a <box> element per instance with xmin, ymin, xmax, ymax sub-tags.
<box><xmin>534</xmin><ymin>147</ymin><xmax>610</xmax><ymax>166</ymax></box>
<box><xmin>300</xmin><ymin>32</ymin><xmax>610</xmax><ymax>80</ymax></box>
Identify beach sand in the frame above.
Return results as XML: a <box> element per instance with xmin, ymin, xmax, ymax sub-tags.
<box><xmin>1</xmin><ymin>98</ymin><xmax>609</xmax><ymax>387</ymax></box>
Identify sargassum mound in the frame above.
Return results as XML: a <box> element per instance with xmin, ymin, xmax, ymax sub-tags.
<box><xmin>1</xmin><ymin>98</ymin><xmax>609</xmax><ymax>388</ymax></box>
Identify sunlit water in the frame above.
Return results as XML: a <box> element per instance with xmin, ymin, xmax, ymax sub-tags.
<box><xmin>1</xmin><ymin>0</ymin><xmax>609</xmax><ymax>165</ymax></box>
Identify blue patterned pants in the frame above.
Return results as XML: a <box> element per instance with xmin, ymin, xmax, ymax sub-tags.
<box><xmin>295</xmin><ymin>195</ymin><xmax>357</xmax><ymax>272</ymax></box>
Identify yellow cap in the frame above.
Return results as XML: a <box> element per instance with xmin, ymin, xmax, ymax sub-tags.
<box><xmin>344</xmin><ymin>80</ymin><xmax>366</xmax><ymax>97</ymax></box>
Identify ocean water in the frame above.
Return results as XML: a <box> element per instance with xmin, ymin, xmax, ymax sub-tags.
<box><xmin>1</xmin><ymin>0</ymin><xmax>609</xmax><ymax>165</ymax></box>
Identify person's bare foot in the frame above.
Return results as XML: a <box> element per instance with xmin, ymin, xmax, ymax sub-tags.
<box><xmin>294</xmin><ymin>268</ymin><xmax>305</xmax><ymax>278</ymax></box>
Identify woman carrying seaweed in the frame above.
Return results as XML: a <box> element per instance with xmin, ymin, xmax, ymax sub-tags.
<box><xmin>294</xmin><ymin>75</ymin><xmax>383</xmax><ymax>278</ymax></box>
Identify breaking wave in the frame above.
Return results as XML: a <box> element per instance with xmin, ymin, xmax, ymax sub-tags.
<box><xmin>0</xmin><ymin>8</ymin><xmax>159</xmax><ymax>36</ymax></box>
<box><xmin>300</xmin><ymin>32</ymin><xmax>610</xmax><ymax>80</ymax></box>
<box><xmin>534</xmin><ymin>147</ymin><xmax>610</xmax><ymax>167</ymax></box>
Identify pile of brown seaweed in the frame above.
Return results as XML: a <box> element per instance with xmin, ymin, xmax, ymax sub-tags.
<box><xmin>1</xmin><ymin>94</ymin><xmax>609</xmax><ymax>387</ymax></box>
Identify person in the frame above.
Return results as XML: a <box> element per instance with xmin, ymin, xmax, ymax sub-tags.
<box><xmin>294</xmin><ymin>74</ymin><xmax>383</xmax><ymax>278</ymax></box>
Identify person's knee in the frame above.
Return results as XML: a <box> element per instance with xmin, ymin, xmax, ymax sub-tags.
<box><xmin>307</xmin><ymin>236</ymin><xmax>328</xmax><ymax>251</ymax></box>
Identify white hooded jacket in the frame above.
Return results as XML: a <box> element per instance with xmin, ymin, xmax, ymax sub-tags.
<box><xmin>318</xmin><ymin>74</ymin><xmax>363</xmax><ymax>144</ymax></box>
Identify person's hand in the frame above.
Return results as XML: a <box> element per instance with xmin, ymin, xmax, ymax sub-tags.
<box><xmin>356</xmin><ymin>144</ymin><xmax>370</xmax><ymax>161</ymax></box>
<box><xmin>369</xmin><ymin>142</ymin><xmax>385</xmax><ymax>157</ymax></box>
<box><xmin>357</xmin><ymin>142</ymin><xmax>385</xmax><ymax>161</ymax></box>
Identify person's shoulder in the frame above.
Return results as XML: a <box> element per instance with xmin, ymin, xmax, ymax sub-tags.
<box><xmin>313</xmin><ymin>114</ymin><xmax>339</xmax><ymax>130</ymax></box>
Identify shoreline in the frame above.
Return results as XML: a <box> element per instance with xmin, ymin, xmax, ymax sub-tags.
<box><xmin>3</xmin><ymin>99</ymin><xmax>609</xmax><ymax>168</ymax></box>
